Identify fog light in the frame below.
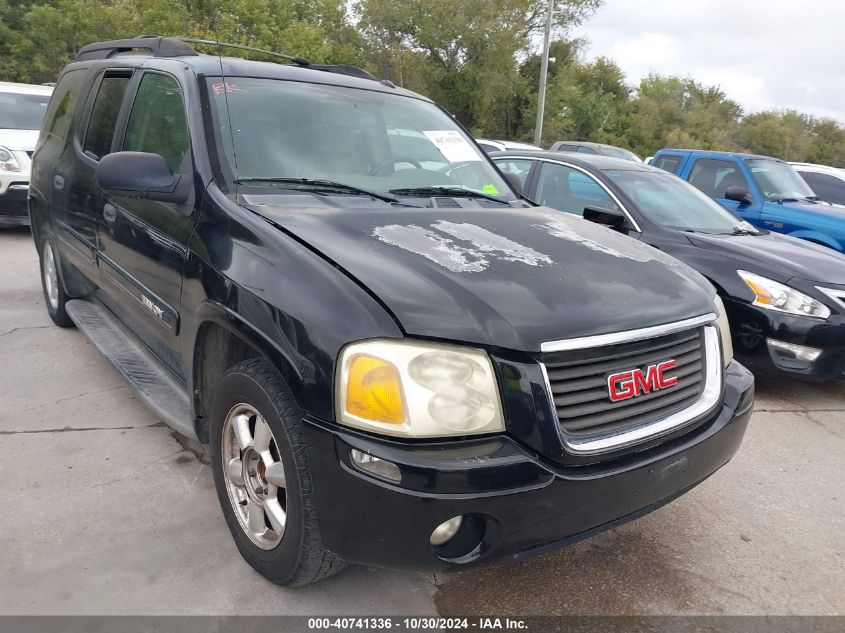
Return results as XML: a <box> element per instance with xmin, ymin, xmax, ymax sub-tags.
<box><xmin>767</xmin><ymin>339</ymin><xmax>822</xmax><ymax>362</ymax></box>
<box><xmin>430</xmin><ymin>515</ymin><xmax>463</xmax><ymax>546</ymax></box>
<box><xmin>349</xmin><ymin>449</ymin><xmax>401</xmax><ymax>483</ymax></box>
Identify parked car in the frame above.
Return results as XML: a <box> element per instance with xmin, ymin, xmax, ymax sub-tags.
<box><xmin>493</xmin><ymin>150</ymin><xmax>845</xmax><ymax>381</ymax></box>
<box><xmin>475</xmin><ymin>138</ymin><xmax>542</xmax><ymax>153</ymax></box>
<box><xmin>549</xmin><ymin>140</ymin><xmax>642</xmax><ymax>163</ymax></box>
<box><xmin>790</xmin><ymin>162</ymin><xmax>845</xmax><ymax>206</ymax></box>
<box><xmin>652</xmin><ymin>149</ymin><xmax>845</xmax><ymax>252</ymax></box>
<box><xmin>0</xmin><ymin>81</ymin><xmax>52</xmax><ymax>227</ymax></box>
<box><xmin>32</xmin><ymin>36</ymin><xmax>753</xmax><ymax>587</ymax></box>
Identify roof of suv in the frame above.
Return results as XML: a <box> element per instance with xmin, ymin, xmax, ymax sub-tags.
<box><xmin>70</xmin><ymin>37</ymin><xmax>429</xmax><ymax>102</ymax></box>
<box><xmin>0</xmin><ymin>81</ymin><xmax>53</xmax><ymax>96</ymax></box>
<box><xmin>789</xmin><ymin>162</ymin><xmax>845</xmax><ymax>175</ymax></box>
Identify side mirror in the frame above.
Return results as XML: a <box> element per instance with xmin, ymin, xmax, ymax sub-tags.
<box><xmin>96</xmin><ymin>151</ymin><xmax>190</xmax><ymax>204</ymax></box>
<box><xmin>584</xmin><ymin>205</ymin><xmax>626</xmax><ymax>229</ymax></box>
<box><xmin>502</xmin><ymin>172</ymin><xmax>523</xmax><ymax>196</ymax></box>
<box><xmin>724</xmin><ymin>186</ymin><xmax>752</xmax><ymax>205</ymax></box>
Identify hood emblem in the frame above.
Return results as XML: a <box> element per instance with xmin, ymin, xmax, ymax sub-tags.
<box><xmin>608</xmin><ymin>360</ymin><xmax>678</xmax><ymax>402</ymax></box>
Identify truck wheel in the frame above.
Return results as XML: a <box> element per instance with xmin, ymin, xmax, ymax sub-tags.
<box><xmin>208</xmin><ymin>358</ymin><xmax>346</xmax><ymax>586</ymax></box>
<box><xmin>39</xmin><ymin>235</ymin><xmax>73</xmax><ymax>327</ymax></box>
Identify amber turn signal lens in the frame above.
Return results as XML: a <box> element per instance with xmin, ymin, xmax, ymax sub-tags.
<box><xmin>345</xmin><ymin>355</ymin><xmax>405</xmax><ymax>424</ymax></box>
<box><xmin>742</xmin><ymin>277</ymin><xmax>773</xmax><ymax>304</ymax></box>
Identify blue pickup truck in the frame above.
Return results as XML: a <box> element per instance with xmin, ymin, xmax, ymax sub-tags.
<box><xmin>652</xmin><ymin>149</ymin><xmax>845</xmax><ymax>252</ymax></box>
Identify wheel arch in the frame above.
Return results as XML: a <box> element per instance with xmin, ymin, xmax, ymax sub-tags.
<box><xmin>787</xmin><ymin>229</ymin><xmax>841</xmax><ymax>252</ymax></box>
<box><xmin>191</xmin><ymin>302</ymin><xmax>307</xmax><ymax>443</ymax></box>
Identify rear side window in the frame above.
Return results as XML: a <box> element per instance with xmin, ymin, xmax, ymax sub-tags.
<box><xmin>40</xmin><ymin>68</ymin><xmax>86</xmax><ymax>142</ymax></box>
<box><xmin>122</xmin><ymin>73</ymin><xmax>189</xmax><ymax>172</ymax></box>
<box><xmin>494</xmin><ymin>158</ymin><xmax>533</xmax><ymax>188</ymax></box>
<box><xmin>654</xmin><ymin>155</ymin><xmax>682</xmax><ymax>174</ymax></box>
<box><xmin>83</xmin><ymin>73</ymin><xmax>131</xmax><ymax>160</ymax></box>
<box><xmin>535</xmin><ymin>162</ymin><xmax>619</xmax><ymax>215</ymax></box>
<box><xmin>688</xmin><ymin>158</ymin><xmax>749</xmax><ymax>199</ymax></box>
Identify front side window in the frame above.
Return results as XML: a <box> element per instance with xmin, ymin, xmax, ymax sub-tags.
<box><xmin>207</xmin><ymin>77</ymin><xmax>514</xmax><ymax>202</ymax></box>
<box><xmin>0</xmin><ymin>91</ymin><xmax>51</xmax><ymax>130</ymax></box>
<box><xmin>535</xmin><ymin>162</ymin><xmax>618</xmax><ymax>215</ymax></box>
<box><xmin>748</xmin><ymin>159</ymin><xmax>816</xmax><ymax>202</ymax></box>
<box><xmin>688</xmin><ymin>158</ymin><xmax>750</xmax><ymax>199</ymax></box>
<box><xmin>123</xmin><ymin>73</ymin><xmax>189</xmax><ymax>172</ymax></box>
<box><xmin>576</xmin><ymin>145</ymin><xmax>598</xmax><ymax>155</ymax></box>
<box><xmin>606</xmin><ymin>170</ymin><xmax>742</xmax><ymax>233</ymax></box>
<box><xmin>799</xmin><ymin>171</ymin><xmax>845</xmax><ymax>205</ymax></box>
<box><xmin>493</xmin><ymin>158</ymin><xmax>533</xmax><ymax>189</ymax></box>
<box><xmin>83</xmin><ymin>74</ymin><xmax>131</xmax><ymax>160</ymax></box>
<box><xmin>599</xmin><ymin>146</ymin><xmax>640</xmax><ymax>162</ymax></box>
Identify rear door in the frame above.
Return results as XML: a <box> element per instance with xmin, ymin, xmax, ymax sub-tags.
<box><xmin>684</xmin><ymin>156</ymin><xmax>762</xmax><ymax>222</ymax></box>
<box><xmin>54</xmin><ymin>68</ymin><xmax>134</xmax><ymax>293</ymax></box>
<box><xmin>96</xmin><ymin>70</ymin><xmax>199</xmax><ymax>380</ymax></box>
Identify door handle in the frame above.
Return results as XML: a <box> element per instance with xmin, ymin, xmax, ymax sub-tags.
<box><xmin>103</xmin><ymin>203</ymin><xmax>117</xmax><ymax>223</ymax></box>
<box><xmin>53</xmin><ymin>174</ymin><xmax>65</xmax><ymax>191</ymax></box>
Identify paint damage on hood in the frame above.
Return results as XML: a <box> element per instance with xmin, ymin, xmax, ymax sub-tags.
<box><xmin>374</xmin><ymin>221</ymin><xmax>552</xmax><ymax>273</ymax></box>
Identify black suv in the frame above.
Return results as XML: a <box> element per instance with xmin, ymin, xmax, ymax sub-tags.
<box><xmin>30</xmin><ymin>37</ymin><xmax>754</xmax><ymax>586</ymax></box>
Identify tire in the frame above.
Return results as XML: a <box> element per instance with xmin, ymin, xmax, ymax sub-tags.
<box><xmin>39</xmin><ymin>234</ymin><xmax>73</xmax><ymax>327</ymax></box>
<box><xmin>208</xmin><ymin>358</ymin><xmax>347</xmax><ymax>586</ymax></box>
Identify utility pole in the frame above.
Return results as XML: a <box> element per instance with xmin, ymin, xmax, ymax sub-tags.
<box><xmin>533</xmin><ymin>0</ymin><xmax>555</xmax><ymax>147</ymax></box>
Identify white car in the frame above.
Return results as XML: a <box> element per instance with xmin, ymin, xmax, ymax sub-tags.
<box><xmin>475</xmin><ymin>138</ymin><xmax>543</xmax><ymax>153</ymax></box>
<box><xmin>789</xmin><ymin>161</ymin><xmax>845</xmax><ymax>206</ymax></box>
<box><xmin>0</xmin><ymin>81</ymin><xmax>53</xmax><ymax>227</ymax></box>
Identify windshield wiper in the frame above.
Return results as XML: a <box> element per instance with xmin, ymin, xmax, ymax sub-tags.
<box><xmin>389</xmin><ymin>186</ymin><xmax>510</xmax><ymax>205</ymax></box>
<box><xmin>237</xmin><ymin>178</ymin><xmax>412</xmax><ymax>205</ymax></box>
<box><xmin>769</xmin><ymin>196</ymin><xmax>800</xmax><ymax>203</ymax></box>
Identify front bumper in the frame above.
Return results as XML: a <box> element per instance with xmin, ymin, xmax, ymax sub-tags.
<box><xmin>726</xmin><ymin>297</ymin><xmax>845</xmax><ymax>380</ymax></box>
<box><xmin>0</xmin><ymin>183</ymin><xmax>30</xmax><ymax>226</ymax></box>
<box><xmin>303</xmin><ymin>361</ymin><xmax>754</xmax><ymax>571</ymax></box>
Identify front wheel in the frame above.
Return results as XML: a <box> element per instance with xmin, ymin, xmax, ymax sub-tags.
<box><xmin>39</xmin><ymin>235</ymin><xmax>73</xmax><ymax>327</ymax></box>
<box><xmin>208</xmin><ymin>358</ymin><xmax>346</xmax><ymax>586</ymax></box>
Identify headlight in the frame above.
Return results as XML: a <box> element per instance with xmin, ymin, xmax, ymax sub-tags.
<box><xmin>737</xmin><ymin>270</ymin><xmax>830</xmax><ymax>319</ymax></box>
<box><xmin>336</xmin><ymin>339</ymin><xmax>505</xmax><ymax>438</ymax></box>
<box><xmin>713</xmin><ymin>295</ymin><xmax>733</xmax><ymax>367</ymax></box>
<box><xmin>0</xmin><ymin>146</ymin><xmax>21</xmax><ymax>172</ymax></box>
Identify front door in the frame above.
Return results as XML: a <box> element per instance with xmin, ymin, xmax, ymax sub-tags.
<box><xmin>686</xmin><ymin>157</ymin><xmax>760</xmax><ymax>223</ymax></box>
<box><xmin>96</xmin><ymin>71</ymin><xmax>198</xmax><ymax>380</ymax></box>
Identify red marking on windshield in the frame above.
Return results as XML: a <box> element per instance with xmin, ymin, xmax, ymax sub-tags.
<box><xmin>212</xmin><ymin>82</ymin><xmax>244</xmax><ymax>96</ymax></box>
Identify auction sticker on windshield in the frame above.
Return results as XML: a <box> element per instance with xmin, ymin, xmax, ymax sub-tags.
<box><xmin>424</xmin><ymin>130</ymin><xmax>482</xmax><ymax>162</ymax></box>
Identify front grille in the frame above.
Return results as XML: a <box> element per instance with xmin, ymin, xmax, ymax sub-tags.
<box><xmin>543</xmin><ymin>327</ymin><xmax>706</xmax><ymax>441</ymax></box>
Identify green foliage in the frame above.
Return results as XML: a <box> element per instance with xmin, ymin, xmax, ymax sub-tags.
<box><xmin>3</xmin><ymin>0</ymin><xmax>845</xmax><ymax>166</ymax></box>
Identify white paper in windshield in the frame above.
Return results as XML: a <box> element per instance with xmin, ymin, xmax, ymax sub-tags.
<box><xmin>423</xmin><ymin>130</ymin><xmax>483</xmax><ymax>163</ymax></box>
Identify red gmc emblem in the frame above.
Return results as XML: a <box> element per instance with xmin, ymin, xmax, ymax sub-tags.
<box><xmin>607</xmin><ymin>360</ymin><xmax>678</xmax><ymax>402</ymax></box>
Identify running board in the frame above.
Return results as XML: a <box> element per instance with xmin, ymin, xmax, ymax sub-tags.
<box><xmin>65</xmin><ymin>299</ymin><xmax>196</xmax><ymax>439</ymax></box>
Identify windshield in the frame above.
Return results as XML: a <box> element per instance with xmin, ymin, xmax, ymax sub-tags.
<box><xmin>605</xmin><ymin>170</ymin><xmax>746</xmax><ymax>233</ymax></box>
<box><xmin>600</xmin><ymin>146</ymin><xmax>641</xmax><ymax>162</ymax></box>
<box><xmin>0</xmin><ymin>91</ymin><xmax>51</xmax><ymax>130</ymax></box>
<box><xmin>207</xmin><ymin>78</ymin><xmax>514</xmax><ymax>202</ymax></box>
<box><xmin>747</xmin><ymin>159</ymin><xmax>815</xmax><ymax>201</ymax></box>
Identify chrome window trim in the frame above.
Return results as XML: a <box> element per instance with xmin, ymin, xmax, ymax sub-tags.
<box><xmin>816</xmin><ymin>286</ymin><xmax>845</xmax><ymax>312</ymax></box>
<box><xmin>492</xmin><ymin>154</ymin><xmax>643</xmax><ymax>233</ymax></box>
<box><xmin>541</xmin><ymin>323</ymin><xmax>723</xmax><ymax>456</ymax></box>
<box><xmin>540</xmin><ymin>312</ymin><xmax>717</xmax><ymax>353</ymax></box>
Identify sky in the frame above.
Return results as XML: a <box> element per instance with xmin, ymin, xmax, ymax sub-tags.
<box><xmin>571</xmin><ymin>0</ymin><xmax>845</xmax><ymax>123</ymax></box>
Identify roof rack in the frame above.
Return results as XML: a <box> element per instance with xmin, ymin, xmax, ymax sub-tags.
<box><xmin>74</xmin><ymin>36</ymin><xmax>378</xmax><ymax>81</ymax></box>
<box><xmin>75</xmin><ymin>36</ymin><xmax>197</xmax><ymax>61</ymax></box>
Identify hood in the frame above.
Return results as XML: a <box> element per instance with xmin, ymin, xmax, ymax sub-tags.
<box><xmin>686</xmin><ymin>231</ymin><xmax>845</xmax><ymax>284</ymax></box>
<box><xmin>0</xmin><ymin>128</ymin><xmax>39</xmax><ymax>151</ymax></box>
<box><xmin>245</xmin><ymin>197</ymin><xmax>716</xmax><ymax>352</ymax></box>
